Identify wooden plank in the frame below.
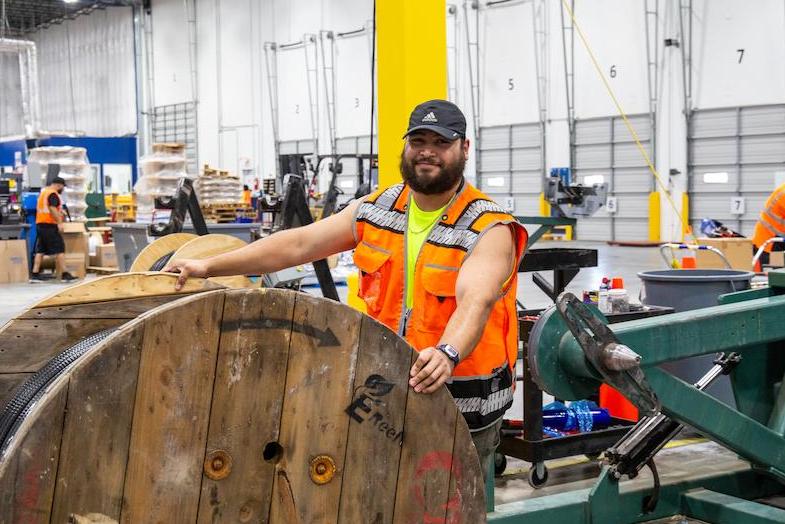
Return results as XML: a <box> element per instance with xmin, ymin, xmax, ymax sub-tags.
<box><xmin>169</xmin><ymin>234</ymin><xmax>247</xmax><ymax>264</ymax></box>
<box><xmin>207</xmin><ymin>275</ymin><xmax>258</xmax><ymax>289</ymax></box>
<box><xmin>50</xmin><ymin>325</ymin><xmax>145</xmax><ymax>523</ymax></box>
<box><xmin>447</xmin><ymin>418</ymin><xmax>487</xmax><ymax>523</ymax></box>
<box><xmin>392</xmin><ymin>355</ymin><xmax>459</xmax><ymax>524</ymax></box>
<box><xmin>121</xmin><ymin>291</ymin><xmax>225</xmax><ymax>524</ymax></box>
<box><xmin>0</xmin><ymin>372</ymin><xmax>29</xmax><ymax>411</ymax></box>
<box><xmin>0</xmin><ymin>379</ymin><xmax>69</xmax><ymax>523</ymax></box>
<box><xmin>337</xmin><ymin>315</ymin><xmax>413</xmax><ymax>523</ymax></box>
<box><xmin>0</xmin><ymin>318</ymin><xmax>126</xmax><ymax>373</ymax></box>
<box><xmin>128</xmin><ymin>232</ymin><xmax>196</xmax><ymax>272</ymax></box>
<box><xmin>20</xmin><ymin>295</ymin><xmax>180</xmax><ymax>320</ymax></box>
<box><xmin>269</xmin><ymin>292</ymin><xmax>362</xmax><ymax>523</ymax></box>
<box><xmin>196</xmin><ymin>288</ymin><xmax>295</xmax><ymax>523</ymax></box>
<box><xmin>35</xmin><ymin>272</ymin><xmax>224</xmax><ymax>308</ymax></box>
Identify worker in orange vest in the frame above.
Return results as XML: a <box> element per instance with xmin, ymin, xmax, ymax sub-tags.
<box><xmin>752</xmin><ymin>182</ymin><xmax>785</xmax><ymax>266</ymax></box>
<box><xmin>165</xmin><ymin>100</ymin><xmax>527</xmax><ymax>479</ymax></box>
<box><xmin>30</xmin><ymin>176</ymin><xmax>78</xmax><ymax>282</ymax></box>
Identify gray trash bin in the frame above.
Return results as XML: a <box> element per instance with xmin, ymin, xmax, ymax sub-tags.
<box><xmin>637</xmin><ymin>269</ymin><xmax>755</xmax><ymax>408</ymax></box>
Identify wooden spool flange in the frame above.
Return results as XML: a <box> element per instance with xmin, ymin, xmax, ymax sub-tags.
<box><xmin>0</xmin><ymin>288</ymin><xmax>485</xmax><ymax>523</ymax></box>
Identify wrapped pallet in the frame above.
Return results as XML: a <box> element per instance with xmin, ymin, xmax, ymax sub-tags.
<box><xmin>134</xmin><ymin>143</ymin><xmax>190</xmax><ymax>223</ymax></box>
<box><xmin>27</xmin><ymin>146</ymin><xmax>90</xmax><ymax>220</ymax></box>
<box><xmin>194</xmin><ymin>164</ymin><xmax>243</xmax><ymax>205</ymax></box>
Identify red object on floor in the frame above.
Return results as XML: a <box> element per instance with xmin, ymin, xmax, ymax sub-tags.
<box><xmin>599</xmin><ymin>385</ymin><xmax>638</xmax><ymax>421</ymax></box>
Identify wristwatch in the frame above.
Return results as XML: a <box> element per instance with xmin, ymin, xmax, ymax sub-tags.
<box><xmin>436</xmin><ymin>343</ymin><xmax>460</xmax><ymax>366</ymax></box>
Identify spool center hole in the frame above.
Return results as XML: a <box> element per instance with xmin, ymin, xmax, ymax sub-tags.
<box><xmin>263</xmin><ymin>441</ymin><xmax>283</xmax><ymax>463</ymax></box>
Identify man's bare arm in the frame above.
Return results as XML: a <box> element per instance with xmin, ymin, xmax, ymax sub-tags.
<box><xmin>164</xmin><ymin>199</ymin><xmax>361</xmax><ymax>289</ymax></box>
<box><xmin>409</xmin><ymin>224</ymin><xmax>517</xmax><ymax>393</ymax></box>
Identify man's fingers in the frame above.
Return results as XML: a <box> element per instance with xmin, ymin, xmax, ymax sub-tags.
<box><xmin>410</xmin><ymin>351</ymin><xmax>431</xmax><ymax>377</ymax></box>
<box><xmin>421</xmin><ymin>375</ymin><xmax>447</xmax><ymax>394</ymax></box>
<box><xmin>411</xmin><ymin>358</ymin><xmax>440</xmax><ymax>387</ymax></box>
<box><xmin>175</xmin><ymin>268</ymin><xmax>189</xmax><ymax>291</ymax></box>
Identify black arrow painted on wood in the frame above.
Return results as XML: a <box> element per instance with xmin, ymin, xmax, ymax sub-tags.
<box><xmin>222</xmin><ymin>318</ymin><xmax>340</xmax><ymax>347</ymax></box>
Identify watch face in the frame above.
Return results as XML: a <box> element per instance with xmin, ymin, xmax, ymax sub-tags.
<box><xmin>438</xmin><ymin>344</ymin><xmax>459</xmax><ymax>363</ymax></box>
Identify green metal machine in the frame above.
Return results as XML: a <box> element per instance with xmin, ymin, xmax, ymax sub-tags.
<box><xmin>489</xmin><ymin>269</ymin><xmax>785</xmax><ymax>523</ymax></box>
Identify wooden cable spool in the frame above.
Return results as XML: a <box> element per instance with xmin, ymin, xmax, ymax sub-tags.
<box><xmin>133</xmin><ymin>233</ymin><xmax>258</xmax><ymax>289</ymax></box>
<box><xmin>128</xmin><ymin>233</ymin><xmax>197</xmax><ymax>273</ymax></box>
<box><xmin>0</xmin><ymin>288</ymin><xmax>486</xmax><ymax>523</ymax></box>
<box><xmin>0</xmin><ymin>273</ymin><xmax>223</xmax><ymax>413</ymax></box>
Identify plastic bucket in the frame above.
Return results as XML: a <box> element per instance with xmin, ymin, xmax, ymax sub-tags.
<box><xmin>637</xmin><ymin>269</ymin><xmax>754</xmax><ymax>408</ymax></box>
<box><xmin>637</xmin><ymin>269</ymin><xmax>754</xmax><ymax>313</ymax></box>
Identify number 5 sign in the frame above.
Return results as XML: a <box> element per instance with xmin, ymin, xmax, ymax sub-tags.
<box><xmin>730</xmin><ymin>196</ymin><xmax>745</xmax><ymax>215</ymax></box>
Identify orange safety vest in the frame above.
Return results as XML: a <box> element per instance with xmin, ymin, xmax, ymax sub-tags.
<box><xmin>36</xmin><ymin>187</ymin><xmax>61</xmax><ymax>225</ymax></box>
<box><xmin>353</xmin><ymin>180</ymin><xmax>527</xmax><ymax>429</ymax></box>
<box><xmin>752</xmin><ymin>183</ymin><xmax>785</xmax><ymax>252</ymax></box>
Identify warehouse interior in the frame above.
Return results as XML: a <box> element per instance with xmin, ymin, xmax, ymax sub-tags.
<box><xmin>2</xmin><ymin>1</ymin><xmax>785</xmax><ymax>523</ymax></box>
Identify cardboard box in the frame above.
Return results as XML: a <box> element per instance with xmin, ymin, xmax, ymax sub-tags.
<box><xmin>96</xmin><ymin>243</ymin><xmax>118</xmax><ymax>268</ymax></box>
<box><xmin>770</xmin><ymin>252</ymin><xmax>784</xmax><ymax>267</ymax></box>
<box><xmin>64</xmin><ymin>232</ymin><xmax>88</xmax><ymax>255</ymax></box>
<box><xmin>62</xmin><ymin>253</ymin><xmax>87</xmax><ymax>279</ymax></box>
<box><xmin>61</xmin><ymin>222</ymin><xmax>86</xmax><ymax>234</ymax></box>
<box><xmin>695</xmin><ymin>237</ymin><xmax>753</xmax><ymax>271</ymax></box>
<box><xmin>0</xmin><ymin>240</ymin><xmax>29</xmax><ymax>283</ymax></box>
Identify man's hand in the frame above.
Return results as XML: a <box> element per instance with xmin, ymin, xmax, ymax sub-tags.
<box><xmin>409</xmin><ymin>347</ymin><xmax>455</xmax><ymax>394</ymax></box>
<box><xmin>162</xmin><ymin>259</ymin><xmax>209</xmax><ymax>291</ymax></box>
<box><xmin>57</xmin><ymin>223</ymin><xmax>64</xmax><ymax>233</ymax></box>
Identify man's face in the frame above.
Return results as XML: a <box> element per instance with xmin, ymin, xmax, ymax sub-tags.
<box><xmin>53</xmin><ymin>183</ymin><xmax>64</xmax><ymax>194</ymax></box>
<box><xmin>400</xmin><ymin>130</ymin><xmax>469</xmax><ymax>195</ymax></box>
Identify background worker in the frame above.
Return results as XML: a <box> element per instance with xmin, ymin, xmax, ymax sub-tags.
<box><xmin>752</xmin><ymin>182</ymin><xmax>785</xmax><ymax>266</ymax></box>
<box><xmin>30</xmin><ymin>176</ymin><xmax>78</xmax><ymax>282</ymax></box>
<box><xmin>164</xmin><ymin>100</ymin><xmax>527</xmax><ymax>479</ymax></box>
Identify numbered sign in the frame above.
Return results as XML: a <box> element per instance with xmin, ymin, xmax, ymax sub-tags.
<box><xmin>504</xmin><ymin>197</ymin><xmax>515</xmax><ymax>213</ymax></box>
<box><xmin>730</xmin><ymin>196</ymin><xmax>745</xmax><ymax>215</ymax></box>
<box><xmin>606</xmin><ymin>196</ymin><xmax>618</xmax><ymax>214</ymax></box>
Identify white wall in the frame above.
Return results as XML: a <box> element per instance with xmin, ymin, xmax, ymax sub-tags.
<box><xmin>0</xmin><ymin>6</ymin><xmax>136</xmax><ymax>137</ymax></box>
<box><xmin>142</xmin><ymin>0</ymin><xmax>785</xmax><ymax>234</ymax></box>
<box><xmin>148</xmin><ymin>0</ymin><xmax>373</xmax><ymax>182</ymax></box>
<box><xmin>692</xmin><ymin>0</ymin><xmax>785</xmax><ymax>109</ymax></box>
<box><xmin>0</xmin><ymin>52</ymin><xmax>24</xmax><ymax>137</ymax></box>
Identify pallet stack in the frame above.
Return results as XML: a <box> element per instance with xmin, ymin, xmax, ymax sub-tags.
<box><xmin>200</xmin><ymin>203</ymin><xmax>256</xmax><ymax>223</ymax></box>
<box><xmin>195</xmin><ymin>164</ymin><xmax>251</xmax><ymax>223</ymax></box>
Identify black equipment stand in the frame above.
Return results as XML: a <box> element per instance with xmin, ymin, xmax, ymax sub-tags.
<box><xmin>498</xmin><ymin>247</ymin><xmax>673</xmax><ymax>487</ymax></box>
<box><xmin>147</xmin><ymin>176</ymin><xmax>340</xmax><ymax>302</ymax></box>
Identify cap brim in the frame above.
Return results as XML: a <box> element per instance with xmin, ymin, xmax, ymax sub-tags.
<box><xmin>403</xmin><ymin>125</ymin><xmax>462</xmax><ymax>140</ymax></box>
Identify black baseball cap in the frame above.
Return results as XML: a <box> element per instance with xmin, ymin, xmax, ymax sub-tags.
<box><xmin>52</xmin><ymin>176</ymin><xmax>66</xmax><ymax>186</ymax></box>
<box><xmin>403</xmin><ymin>99</ymin><xmax>467</xmax><ymax>140</ymax></box>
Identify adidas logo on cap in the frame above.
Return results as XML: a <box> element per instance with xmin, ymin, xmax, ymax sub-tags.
<box><xmin>421</xmin><ymin>112</ymin><xmax>438</xmax><ymax>123</ymax></box>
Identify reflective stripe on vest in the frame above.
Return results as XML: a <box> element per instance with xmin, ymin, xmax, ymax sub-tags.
<box><xmin>353</xmin><ymin>181</ymin><xmax>528</xmax><ymax>429</ymax></box>
<box><xmin>36</xmin><ymin>188</ymin><xmax>61</xmax><ymax>225</ymax></box>
<box><xmin>753</xmin><ymin>184</ymin><xmax>785</xmax><ymax>250</ymax></box>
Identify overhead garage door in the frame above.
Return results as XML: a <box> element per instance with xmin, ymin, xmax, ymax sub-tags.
<box><xmin>573</xmin><ymin>115</ymin><xmax>653</xmax><ymax>241</ymax></box>
<box><xmin>689</xmin><ymin>105</ymin><xmax>785</xmax><ymax>237</ymax></box>
<box><xmin>477</xmin><ymin>123</ymin><xmax>544</xmax><ymax>216</ymax></box>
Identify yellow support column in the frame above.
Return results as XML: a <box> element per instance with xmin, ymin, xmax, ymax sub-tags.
<box><xmin>649</xmin><ymin>192</ymin><xmax>661</xmax><ymax>242</ymax></box>
<box><xmin>682</xmin><ymin>192</ymin><xmax>690</xmax><ymax>241</ymax></box>
<box><xmin>376</xmin><ymin>0</ymin><xmax>447</xmax><ymax>189</ymax></box>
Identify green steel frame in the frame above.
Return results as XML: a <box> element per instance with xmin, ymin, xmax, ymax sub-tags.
<box><xmin>488</xmin><ymin>270</ymin><xmax>785</xmax><ymax>522</ymax></box>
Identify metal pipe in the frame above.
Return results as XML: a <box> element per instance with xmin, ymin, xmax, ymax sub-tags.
<box><xmin>753</xmin><ymin>238</ymin><xmax>785</xmax><ymax>268</ymax></box>
<box><xmin>462</xmin><ymin>0</ymin><xmax>481</xmax><ymax>187</ymax></box>
<box><xmin>336</xmin><ymin>27</ymin><xmax>366</xmax><ymax>38</ymax></box>
<box><xmin>658</xmin><ymin>242</ymin><xmax>732</xmax><ymax>269</ymax></box>
<box><xmin>0</xmin><ymin>38</ymin><xmax>40</xmax><ymax>137</ymax></box>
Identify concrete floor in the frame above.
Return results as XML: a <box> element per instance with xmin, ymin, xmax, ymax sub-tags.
<box><xmin>0</xmin><ymin>241</ymin><xmax>768</xmax><ymax>520</ymax></box>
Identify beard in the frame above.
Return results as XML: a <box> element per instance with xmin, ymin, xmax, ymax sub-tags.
<box><xmin>400</xmin><ymin>151</ymin><xmax>465</xmax><ymax>195</ymax></box>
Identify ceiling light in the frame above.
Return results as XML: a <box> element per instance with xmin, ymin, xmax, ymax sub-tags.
<box><xmin>63</xmin><ymin>0</ymin><xmax>79</xmax><ymax>3</ymax></box>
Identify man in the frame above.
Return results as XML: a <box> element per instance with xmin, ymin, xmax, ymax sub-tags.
<box><xmin>31</xmin><ymin>176</ymin><xmax>78</xmax><ymax>282</ymax></box>
<box><xmin>164</xmin><ymin>100</ymin><xmax>527</xmax><ymax>478</ymax></box>
<box><xmin>752</xmin><ymin>182</ymin><xmax>785</xmax><ymax>266</ymax></box>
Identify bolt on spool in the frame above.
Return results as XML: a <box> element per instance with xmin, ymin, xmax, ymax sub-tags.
<box><xmin>309</xmin><ymin>454</ymin><xmax>337</xmax><ymax>485</ymax></box>
<box><xmin>204</xmin><ymin>449</ymin><xmax>233</xmax><ymax>480</ymax></box>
